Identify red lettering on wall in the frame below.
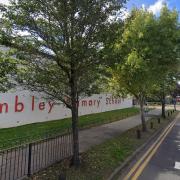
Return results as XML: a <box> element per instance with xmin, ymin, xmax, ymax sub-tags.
<box><xmin>115</xmin><ymin>99</ymin><xmax>117</xmax><ymax>104</ymax></box>
<box><xmin>48</xmin><ymin>102</ymin><xmax>54</xmax><ymax>113</ymax></box>
<box><xmin>112</xmin><ymin>97</ymin><xmax>114</xmax><ymax>104</ymax></box>
<box><xmin>39</xmin><ymin>102</ymin><xmax>45</xmax><ymax>111</ymax></box>
<box><xmin>89</xmin><ymin>100</ymin><xmax>92</xmax><ymax>106</ymax></box>
<box><xmin>0</xmin><ymin>103</ymin><xmax>8</xmax><ymax>113</ymax></box>
<box><xmin>82</xmin><ymin>100</ymin><xmax>87</xmax><ymax>106</ymax></box>
<box><xmin>106</xmin><ymin>98</ymin><xmax>109</xmax><ymax>105</ymax></box>
<box><xmin>15</xmin><ymin>96</ymin><xmax>24</xmax><ymax>112</ymax></box>
<box><xmin>32</xmin><ymin>96</ymin><xmax>35</xmax><ymax>111</ymax></box>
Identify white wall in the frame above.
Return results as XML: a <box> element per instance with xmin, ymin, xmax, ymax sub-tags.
<box><xmin>0</xmin><ymin>91</ymin><xmax>132</xmax><ymax>128</ymax></box>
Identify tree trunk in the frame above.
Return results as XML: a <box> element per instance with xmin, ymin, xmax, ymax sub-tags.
<box><xmin>161</xmin><ymin>94</ymin><xmax>166</xmax><ymax>118</ymax></box>
<box><xmin>71</xmin><ymin>100</ymin><xmax>80</xmax><ymax>167</ymax></box>
<box><xmin>174</xmin><ymin>103</ymin><xmax>176</xmax><ymax>111</ymax></box>
<box><xmin>173</xmin><ymin>98</ymin><xmax>176</xmax><ymax>111</ymax></box>
<box><xmin>140</xmin><ymin>99</ymin><xmax>147</xmax><ymax>132</ymax></box>
<box><xmin>71</xmin><ymin>75</ymin><xmax>80</xmax><ymax>168</ymax></box>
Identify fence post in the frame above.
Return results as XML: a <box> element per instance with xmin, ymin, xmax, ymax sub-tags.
<box><xmin>136</xmin><ymin>129</ymin><xmax>141</xmax><ymax>139</ymax></box>
<box><xmin>27</xmin><ymin>143</ymin><xmax>32</xmax><ymax>177</ymax></box>
<box><xmin>150</xmin><ymin>122</ymin><xmax>153</xmax><ymax>129</ymax></box>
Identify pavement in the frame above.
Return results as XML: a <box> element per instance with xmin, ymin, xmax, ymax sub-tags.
<box><xmin>79</xmin><ymin>108</ymin><xmax>162</xmax><ymax>152</ymax></box>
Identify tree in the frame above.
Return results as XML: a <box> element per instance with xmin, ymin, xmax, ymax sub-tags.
<box><xmin>108</xmin><ymin>6</ymin><xmax>180</xmax><ymax>131</ymax></box>
<box><xmin>109</xmin><ymin>50</ymin><xmax>154</xmax><ymax>131</ymax></box>
<box><xmin>108</xmin><ymin>9</ymin><xmax>157</xmax><ymax>131</ymax></box>
<box><xmin>1</xmin><ymin>0</ymin><xmax>126</xmax><ymax>167</ymax></box>
<box><xmin>0</xmin><ymin>49</ymin><xmax>16</xmax><ymax>92</ymax></box>
<box><xmin>149</xmin><ymin>72</ymin><xmax>178</xmax><ymax>118</ymax></box>
<box><xmin>0</xmin><ymin>13</ymin><xmax>16</xmax><ymax>89</ymax></box>
<box><xmin>149</xmin><ymin>6</ymin><xmax>180</xmax><ymax>117</ymax></box>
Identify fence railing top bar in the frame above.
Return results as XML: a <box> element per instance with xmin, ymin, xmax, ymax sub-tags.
<box><xmin>0</xmin><ymin>128</ymin><xmax>72</xmax><ymax>152</ymax></box>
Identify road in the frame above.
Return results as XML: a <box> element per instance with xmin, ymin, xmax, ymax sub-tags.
<box><xmin>122</xmin><ymin>112</ymin><xmax>180</xmax><ymax>180</ymax></box>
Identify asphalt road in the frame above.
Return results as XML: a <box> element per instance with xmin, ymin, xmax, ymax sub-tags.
<box><xmin>138</xmin><ymin>115</ymin><xmax>180</xmax><ymax>180</ymax></box>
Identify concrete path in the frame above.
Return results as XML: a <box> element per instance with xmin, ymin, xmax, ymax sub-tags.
<box><xmin>79</xmin><ymin>109</ymin><xmax>162</xmax><ymax>152</ymax></box>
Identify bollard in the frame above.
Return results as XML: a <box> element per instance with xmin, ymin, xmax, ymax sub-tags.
<box><xmin>158</xmin><ymin>118</ymin><xmax>160</xmax><ymax>124</ymax></box>
<box><xmin>168</xmin><ymin>112</ymin><xmax>169</xmax><ymax>116</ymax></box>
<box><xmin>150</xmin><ymin>122</ymin><xmax>153</xmax><ymax>129</ymax></box>
<box><xmin>136</xmin><ymin>129</ymin><xmax>141</xmax><ymax>139</ymax></box>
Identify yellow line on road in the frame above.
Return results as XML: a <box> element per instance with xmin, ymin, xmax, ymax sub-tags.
<box><xmin>123</xmin><ymin>119</ymin><xmax>177</xmax><ymax>180</ymax></box>
<box><xmin>132</xmin><ymin>120</ymin><xmax>176</xmax><ymax>179</ymax></box>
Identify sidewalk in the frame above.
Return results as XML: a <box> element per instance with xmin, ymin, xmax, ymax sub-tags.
<box><xmin>79</xmin><ymin>109</ymin><xmax>161</xmax><ymax>152</ymax></box>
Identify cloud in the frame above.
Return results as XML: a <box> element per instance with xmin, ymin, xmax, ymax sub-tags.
<box><xmin>108</xmin><ymin>8</ymin><xmax>129</xmax><ymax>21</ymax></box>
<box><xmin>142</xmin><ymin>4</ymin><xmax>146</xmax><ymax>10</ymax></box>
<box><xmin>0</xmin><ymin>0</ymin><xmax>9</xmax><ymax>5</ymax></box>
<box><xmin>148</xmin><ymin>0</ymin><xmax>166</xmax><ymax>15</ymax></box>
<box><xmin>120</xmin><ymin>8</ymin><xmax>130</xmax><ymax>20</ymax></box>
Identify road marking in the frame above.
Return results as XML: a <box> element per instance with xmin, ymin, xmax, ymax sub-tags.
<box><xmin>174</xmin><ymin>162</ymin><xmax>180</xmax><ymax>170</ymax></box>
<box><xmin>174</xmin><ymin>140</ymin><xmax>180</xmax><ymax>143</ymax></box>
<box><xmin>132</xmin><ymin>122</ymin><xmax>175</xmax><ymax>180</ymax></box>
<box><xmin>123</xmin><ymin>119</ymin><xmax>177</xmax><ymax>180</ymax></box>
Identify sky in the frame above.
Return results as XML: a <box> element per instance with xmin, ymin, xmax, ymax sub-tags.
<box><xmin>0</xmin><ymin>0</ymin><xmax>179</xmax><ymax>15</ymax></box>
<box><xmin>126</xmin><ymin>0</ymin><xmax>180</xmax><ymax>15</ymax></box>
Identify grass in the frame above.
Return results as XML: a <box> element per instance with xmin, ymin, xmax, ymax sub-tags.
<box><xmin>30</xmin><ymin>110</ymin><xmax>178</xmax><ymax>180</ymax></box>
<box><xmin>0</xmin><ymin>107</ymin><xmax>139</xmax><ymax>149</ymax></box>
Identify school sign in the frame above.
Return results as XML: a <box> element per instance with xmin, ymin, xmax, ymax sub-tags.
<box><xmin>0</xmin><ymin>91</ymin><xmax>132</xmax><ymax>128</ymax></box>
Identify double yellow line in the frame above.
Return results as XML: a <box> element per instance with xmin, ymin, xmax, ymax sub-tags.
<box><xmin>123</xmin><ymin>118</ymin><xmax>177</xmax><ymax>180</ymax></box>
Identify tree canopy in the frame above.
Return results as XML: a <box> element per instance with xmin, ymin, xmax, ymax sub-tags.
<box><xmin>0</xmin><ymin>0</ymin><xmax>127</xmax><ymax>167</ymax></box>
<box><xmin>108</xmin><ymin>6</ymin><xmax>180</xmax><ymax>131</ymax></box>
<box><xmin>0</xmin><ymin>49</ymin><xmax>16</xmax><ymax>92</ymax></box>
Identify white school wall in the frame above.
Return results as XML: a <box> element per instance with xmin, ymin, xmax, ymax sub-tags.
<box><xmin>0</xmin><ymin>91</ymin><xmax>132</xmax><ymax>128</ymax></box>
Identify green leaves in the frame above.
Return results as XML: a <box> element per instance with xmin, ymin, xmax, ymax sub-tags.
<box><xmin>0</xmin><ymin>0</ymin><xmax>127</xmax><ymax>108</ymax></box>
<box><xmin>0</xmin><ymin>50</ymin><xmax>17</xmax><ymax>92</ymax></box>
<box><xmin>108</xmin><ymin>5</ymin><xmax>180</xmax><ymax>100</ymax></box>
<box><xmin>108</xmin><ymin>9</ymin><xmax>156</xmax><ymax>98</ymax></box>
